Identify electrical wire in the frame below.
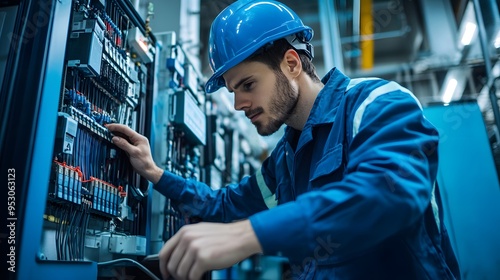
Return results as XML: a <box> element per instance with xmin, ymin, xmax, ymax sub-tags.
<box><xmin>60</xmin><ymin>206</ymin><xmax>65</xmax><ymax>260</ymax></box>
<box><xmin>72</xmin><ymin>209</ymin><xmax>79</xmax><ymax>261</ymax></box>
<box><xmin>72</xmin><ymin>206</ymin><xmax>84</xmax><ymax>260</ymax></box>
<box><xmin>60</xmin><ymin>207</ymin><xmax>65</xmax><ymax>260</ymax></box>
<box><xmin>78</xmin><ymin>205</ymin><xmax>86</xmax><ymax>261</ymax></box>
<box><xmin>97</xmin><ymin>258</ymin><xmax>160</xmax><ymax>280</ymax></box>
<box><xmin>100</xmin><ymin>144</ymin><xmax>106</xmax><ymax>180</ymax></box>
<box><xmin>59</xmin><ymin>207</ymin><xmax>68</xmax><ymax>260</ymax></box>
<box><xmin>75</xmin><ymin>129</ymin><xmax>81</xmax><ymax>172</ymax></box>
<box><xmin>66</xmin><ymin>206</ymin><xmax>78</xmax><ymax>260</ymax></box>
<box><xmin>81</xmin><ymin>202</ymin><xmax>90</xmax><ymax>260</ymax></box>
<box><xmin>89</xmin><ymin>133</ymin><xmax>95</xmax><ymax>178</ymax></box>
<box><xmin>85</xmin><ymin>131</ymin><xmax>90</xmax><ymax>179</ymax></box>
<box><xmin>54</xmin><ymin>206</ymin><xmax>61</xmax><ymax>260</ymax></box>
<box><xmin>77</xmin><ymin>129</ymin><xmax>85</xmax><ymax>179</ymax></box>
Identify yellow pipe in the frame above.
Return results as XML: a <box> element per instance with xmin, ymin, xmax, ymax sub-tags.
<box><xmin>360</xmin><ymin>0</ymin><xmax>374</xmax><ymax>69</ymax></box>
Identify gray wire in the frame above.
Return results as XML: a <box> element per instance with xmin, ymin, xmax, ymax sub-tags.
<box><xmin>97</xmin><ymin>258</ymin><xmax>160</xmax><ymax>280</ymax></box>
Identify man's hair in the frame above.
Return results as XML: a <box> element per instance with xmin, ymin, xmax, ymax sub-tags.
<box><xmin>245</xmin><ymin>38</ymin><xmax>321</xmax><ymax>83</ymax></box>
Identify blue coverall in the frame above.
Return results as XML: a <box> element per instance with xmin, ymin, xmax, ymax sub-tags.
<box><xmin>155</xmin><ymin>68</ymin><xmax>461</xmax><ymax>279</ymax></box>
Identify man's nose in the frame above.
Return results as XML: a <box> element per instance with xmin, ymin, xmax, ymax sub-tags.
<box><xmin>233</xmin><ymin>93</ymin><xmax>251</xmax><ymax>111</ymax></box>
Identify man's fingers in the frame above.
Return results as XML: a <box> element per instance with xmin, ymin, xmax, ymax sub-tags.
<box><xmin>107</xmin><ymin>124</ymin><xmax>144</xmax><ymax>156</ymax></box>
<box><xmin>167</xmin><ymin>235</ymin><xmax>188</xmax><ymax>278</ymax></box>
<box><xmin>111</xmin><ymin>136</ymin><xmax>135</xmax><ymax>153</ymax></box>
<box><xmin>157</xmin><ymin>221</ymin><xmax>259</xmax><ymax>280</ymax></box>
<box><xmin>165</xmin><ymin>229</ymin><xmax>189</xmax><ymax>278</ymax></box>
<box><xmin>159</xmin><ymin>232</ymin><xmax>180</xmax><ymax>280</ymax></box>
<box><xmin>175</xmin><ymin>246</ymin><xmax>196</xmax><ymax>279</ymax></box>
<box><xmin>106</xmin><ymin>123</ymin><xmax>142</xmax><ymax>143</ymax></box>
<box><xmin>158</xmin><ymin>246</ymin><xmax>170</xmax><ymax>280</ymax></box>
<box><xmin>188</xmin><ymin>259</ymin><xmax>205</xmax><ymax>280</ymax></box>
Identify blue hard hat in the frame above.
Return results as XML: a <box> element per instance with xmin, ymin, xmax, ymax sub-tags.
<box><xmin>205</xmin><ymin>0</ymin><xmax>314</xmax><ymax>93</ymax></box>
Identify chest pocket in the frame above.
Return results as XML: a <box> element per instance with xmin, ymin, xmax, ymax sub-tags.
<box><xmin>310</xmin><ymin>143</ymin><xmax>345</xmax><ymax>186</ymax></box>
<box><xmin>275</xmin><ymin>171</ymin><xmax>293</xmax><ymax>203</ymax></box>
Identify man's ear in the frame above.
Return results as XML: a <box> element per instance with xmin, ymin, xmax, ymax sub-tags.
<box><xmin>282</xmin><ymin>49</ymin><xmax>302</xmax><ymax>78</ymax></box>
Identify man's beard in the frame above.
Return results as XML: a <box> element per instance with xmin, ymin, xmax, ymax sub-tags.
<box><xmin>254</xmin><ymin>70</ymin><xmax>299</xmax><ymax>136</ymax></box>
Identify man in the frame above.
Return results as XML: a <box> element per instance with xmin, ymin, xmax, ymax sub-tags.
<box><xmin>106</xmin><ymin>0</ymin><xmax>460</xmax><ymax>279</ymax></box>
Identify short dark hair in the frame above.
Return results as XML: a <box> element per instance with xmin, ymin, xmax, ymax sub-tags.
<box><xmin>245</xmin><ymin>38</ymin><xmax>321</xmax><ymax>83</ymax></box>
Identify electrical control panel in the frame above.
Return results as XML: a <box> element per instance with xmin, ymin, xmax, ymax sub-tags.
<box><xmin>155</xmin><ymin>34</ymin><xmax>207</xmax><ymax>244</ymax></box>
<box><xmin>36</xmin><ymin>0</ymin><xmax>157</xmax><ymax>276</ymax></box>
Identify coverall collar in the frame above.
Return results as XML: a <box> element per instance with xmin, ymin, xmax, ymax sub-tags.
<box><xmin>283</xmin><ymin>68</ymin><xmax>350</xmax><ymax>151</ymax></box>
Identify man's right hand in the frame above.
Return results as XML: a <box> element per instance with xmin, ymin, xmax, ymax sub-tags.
<box><xmin>105</xmin><ymin>123</ymin><xmax>164</xmax><ymax>184</ymax></box>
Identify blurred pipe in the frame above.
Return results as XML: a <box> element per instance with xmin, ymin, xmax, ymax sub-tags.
<box><xmin>341</xmin><ymin>28</ymin><xmax>410</xmax><ymax>44</ymax></box>
<box><xmin>353</xmin><ymin>0</ymin><xmax>360</xmax><ymax>41</ymax></box>
<box><xmin>473</xmin><ymin>0</ymin><xmax>500</xmax><ymax>133</ymax></box>
<box><xmin>131</xmin><ymin>0</ymin><xmax>140</xmax><ymax>12</ymax></box>
<box><xmin>360</xmin><ymin>0</ymin><xmax>373</xmax><ymax>69</ymax></box>
<box><xmin>319</xmin><ymin>0</ymin><xmax>344</xmax><ymax>71</ymax></box>
<box><xmin>472</xmin><ymin>0</ymin><xmax>492</xmax><ymax>78</ymax></box>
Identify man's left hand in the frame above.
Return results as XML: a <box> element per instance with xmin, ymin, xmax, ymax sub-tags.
<box><xmin>159</xmin><ymin>220</ymin><xmax>263</xmax><ymax>280</ymax></box>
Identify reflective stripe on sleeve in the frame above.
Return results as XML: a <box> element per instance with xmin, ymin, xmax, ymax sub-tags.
<box><xmin>352</xmin><ymin>81</ymin><xmax>422</xmax><ymax>138</ymax></box>
<box><xmin>256</xmin><ymin>168</ymin><xmax>277</xmax><ymax>209</ymax></box>
<box><xmin>346</xmin><ymin>77</ymin><xmax>380</xmax><ymax>91</ymax></box>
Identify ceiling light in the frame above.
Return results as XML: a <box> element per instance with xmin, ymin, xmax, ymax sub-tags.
<box><xmin>442</xmin><ymin>78</ymin><xmax>458</xmax><ymax>104</ymax></box>
<box><xmin>461</xmin><ymin>22</ymin><xmax>477</xmax><ymax>46</ymax></box>
<box><xmin>494</xmin><ymin>30</ymin><xmax>500</xmax><ymax>48</ymax></box>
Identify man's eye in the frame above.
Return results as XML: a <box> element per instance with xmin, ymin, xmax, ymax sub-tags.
<box><xmin>243</xmin><ymin>82</ymin><xmax>254</xmax><ymax>91</ymax></box>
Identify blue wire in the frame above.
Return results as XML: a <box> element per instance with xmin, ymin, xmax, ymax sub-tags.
<box><xmin>86</xmin><ymin>131</ymin><xmax>90</xmax><ymax>179</ymax></box>
<box><xmin>75</xmin><ymin>71</ymin><xmax>80</xmax><ymax>92</ymax></box>
<box><xmin>75</xmin><ymin>130</ymin><xmax>79</xmax><ymax>165</ymax></box>
<box><xmin>79</xmin><ymin>130</ymin><xmax>83</xmax><ymax>176</ymax></box>
<box><xmin>89</xmin><ymin>133</ymin><xmax>93</xmax><ymax>178</ymax></box>
<box><xmin>92</xmin><ymin>136</ymin><xmax>97</xmax><ymax>177</ymax></box>
<box><xmin>80</xmin><ymin>130</ymin><xmax>85</xmax><ymax>179</ymax></box>
<box><xmin>83</xmin><ymin>131</ymin><xmax>87</xmax><ymax>179</ymax></box>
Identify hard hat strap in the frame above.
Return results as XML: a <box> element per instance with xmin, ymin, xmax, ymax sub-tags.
<box><xmin>285</xmin><ymin>34</ymin><xmax>314</xmax><ymax>61</ymax></box>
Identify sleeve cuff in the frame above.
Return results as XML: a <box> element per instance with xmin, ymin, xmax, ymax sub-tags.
<box><xmin>249</xmin><ymin>202</ymin><xmax>310</xmax><ymax>262</ymax></box>
<box><xmin>153</xmin><ymin>171</ymin><xmax>186</xmax><ymax>199</ymax></box>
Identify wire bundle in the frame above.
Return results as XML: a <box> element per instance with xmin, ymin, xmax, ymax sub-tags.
<box><xmin>54</xmin><ymin>202</ymin><xmax>91</xmax><ymax>261</ymax></box>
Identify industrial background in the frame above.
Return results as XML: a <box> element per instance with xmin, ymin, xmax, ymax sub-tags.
<box><xmin>0</xmin><ymin>0</ymin><xmax>499</xmax><ymax>279</ymax></box>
